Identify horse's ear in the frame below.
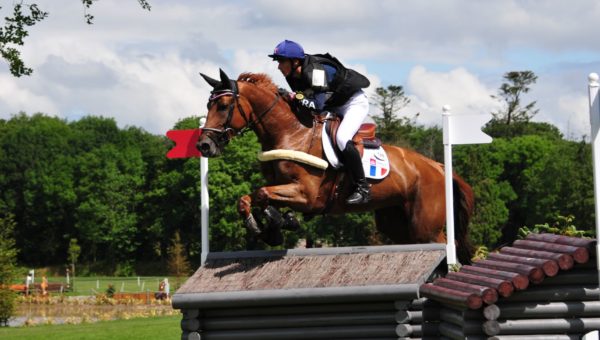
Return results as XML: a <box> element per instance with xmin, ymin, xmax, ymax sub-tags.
<box><xmin>199</xmin><ymin>72</ymin><xmax>221</xmax><ymax>88</ymax></box>
<box><xmin>219</xmin><ymin>69</ymin><xmax>231</xmax><ymax>89</ymax></box>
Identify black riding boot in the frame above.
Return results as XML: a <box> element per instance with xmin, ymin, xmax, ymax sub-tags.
<box><xmin>342</xmin><ymin>142</ymin><xmax>370</xmax><ymax>204</ymax></box>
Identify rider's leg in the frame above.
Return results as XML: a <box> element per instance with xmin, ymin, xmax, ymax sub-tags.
<box><xmin>342</xmin><ymin>142</ymin><xmax>370</xmax><ymax>204</ymax></box>
<box><xmin>335</xmin><ymin>90</ymin><xmax>370</xmax><ymax>204</ymax></box>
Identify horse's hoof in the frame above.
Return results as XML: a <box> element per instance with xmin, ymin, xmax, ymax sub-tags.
<box><xmin>244</xmin><ymin>215</ymin><xmax>262</xmax><ymax>235</ymax></box>
<box><xmin>260</xmin><ymin>225</ymin><xmax>283</xmax><ymax>246</ymax></box>
<box><xmin>264</xmin><ymin>206</ymin><xmax>284</xmax><ymax>229</ymax></box>
<box><xmin>282</xmin><ymin>211</ymin><xmax>300</xmax><ymax>231</ymax></box>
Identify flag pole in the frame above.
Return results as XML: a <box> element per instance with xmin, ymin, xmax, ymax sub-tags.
<box><xmin>587</xmin><ymin>73</ymin><xmax>600</xmax><ymax>295</ymax></box>
<box><xmin>442</xmin><ymin>105</ymin><xmax>457</xmax><ymax>266</ymax></box>
<box><xmin>200</xmin><ymin>117</ymin><xmax>209</xmax><ymax>266</ymax></box>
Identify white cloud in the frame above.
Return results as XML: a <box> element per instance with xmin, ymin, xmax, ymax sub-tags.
<box><xmin>403</xmin><ymin>66</ymin><xmax>500</xmax><ymax>126</ymax></box>
<box><xmin>0</xmin><ymin>0</ymin><xmax>599</xmax><ymax>138</ymax></box>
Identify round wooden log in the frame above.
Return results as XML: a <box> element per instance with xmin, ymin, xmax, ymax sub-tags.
<box><xmin>492</xmin><ymin>300</ymin><xmax>600</xmax><ymax>319</ymax></box>
<box><xmin>460</xmin><ymin>265</ymin><xmax>529</xmax><ymax>290</ymax></box>
<box><xmin>181</xmin><ymin>318</ymin><xmax>201</xmax><ymax>331</ymax></box>
<box><xmin>526</xmin><ymin>233</ymin><xmax>595</xmax><ymax>249</ymax></box>
<box><xmin>434</xmin><ymin>277</ymin><xmax>498</xmax><ymax>305</ymax></box>
<box><xmin>482</xmin><ymin>320</ymin><xmax>501</xmax><ymax>336</ymax></box>
<box><xmin>501</xmin><ymin>285</ymin><xmax>600</xmax><ymax>302</ymax></box>
<box><xmin>473</xmin><ymin>258</ymin><xmax>545</xmax><ymax>284</ymax></box>
<box><xmin>483</xmin><ymin>317</ymin><xmax>600</xmax><ymax>336</ymax></box>
<box><xmin>539</xmin><ymin>270</ymin><xmax>598</xmax><ymax>285</ymax></box>
<box><xmin>183</xmin><ymin>309</ymin><xmax>200</xmax><ymax>320</ymax></box>
<box><xmin>500</xmin><ymin>246</ymin><xmax>574</xmax><ymax>271</ymax></box>
<box><xmin>394</xmin><ymin>310</ymin><xmax>423</xmax><ymax>323</ymax></box>
<box><xmin>439</xmin><ymin>308</ymin><xmax>488</xmax><ymax>334</ymax></box>
<box><xmin>419</xmin><ymin>283</ymin><xmax>482</xmax><ymax>309</ymax></box>
<box><xmin>395</xmin><ymin>323</ymin><xmax>438</xmax><ymax>337</ymax></box>
<box><xmin>483</xmin><ymin>304</ymin><xmax>500</xmax><ymax>321</ymax></box>
<box><xmin>488</xmin><ymin>335</ymin><xmax>580</xmax><ymax>340</ymax></box>
<box><xmin>447</xmin><ymin>271</ymin><xmax>514</xmax><ymax>298</ymax></box>
<box><xmin>513</xmin><ymin>239</ymin><xmax>589</xmax><ymax>264</ymax></box>
<box><xmin>487</xmin><ymin>252</ymin><xmax>559</xmax><ymax>277</ymax></box>
<box><xmin>186</xmin><ymin>332</ymin><xmax>201</xmax><ymax>340</ymax></box>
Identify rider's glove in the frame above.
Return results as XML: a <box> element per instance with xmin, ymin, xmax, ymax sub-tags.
<box><xmin>278</xmin><ymin>88</ymin><xmax>295</xmax><ymax>103</ymax></box>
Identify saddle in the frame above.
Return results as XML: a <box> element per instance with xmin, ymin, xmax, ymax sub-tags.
<box><xmin>325</xmin><ymin>116</ymin><xmax>382</xmax><ymax>157</ymax></box>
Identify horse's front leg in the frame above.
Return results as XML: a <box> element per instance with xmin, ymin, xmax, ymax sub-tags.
<box><xmin>238</xmin><ymin>183</ymin><xmax>309</xmax><ymax>245</ymax></box>
<box><xmin>238</xmin><ymin>194</ymin><xmax>262</xmax><ymax>235</ymax></box>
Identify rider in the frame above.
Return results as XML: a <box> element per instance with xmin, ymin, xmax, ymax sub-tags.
<box><xmin>268</xmin><ymin>39</ymin><xmax>371</xmax><ymax>204</ymax></box>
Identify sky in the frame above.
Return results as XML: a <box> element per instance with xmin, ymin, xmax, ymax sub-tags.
<box><xmin>1</xmin><ymin>0</ymin><xmax>600</xmax><ymax>139</ymax></box>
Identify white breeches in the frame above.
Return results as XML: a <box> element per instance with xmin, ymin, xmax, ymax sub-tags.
<box><xmin>334</xmin><ymin>90</ymin><xmax>369</xmax><ymax>150</ymax></box>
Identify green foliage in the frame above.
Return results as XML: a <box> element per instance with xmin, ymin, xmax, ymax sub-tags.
<box><xmin>491</xmin><ymin>70</ymin><xmax>539</xmax><ymax>127</ymax></box>
<box><xmin>0</xmin><ymin>1</ymin><xmax>151</xmax><ymax>76</ymax></box>
<box><xmin>0</xmin><ymin>3</ymin><xmax>48</xmax><ymax>76</ymax></box>
<box><xmin>455</xmin><ymin>134</ymin><xmax>594</xmax><ymax>248</ymax></box>
<box><xmin>519</xmin><ymin>215</ymin><xmax>593</xmax><ymax>239</ymax></box>
<box><xmin>472</xmin><ymin>246</ymin><xmax>489</xmax><ymax>261</ymax></box>
<box><xmin>0</xmin><ymin>108</ymin><xmax>595</xmax><ymax>275</ymax></box>
<box><xmin>68</xmin><ymin>238</ymin><xmax>81</xmax><ymax>276</ymax></box>
<box><xmin>0</xmin><ymin>214</ymin><xmax>17</xmax><ymax>326</ymax></box>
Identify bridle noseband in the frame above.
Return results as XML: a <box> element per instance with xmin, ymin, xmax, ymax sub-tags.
<box><xmin>203</xmin><ymin>81</ymin><xmax>280</xmax><ymax>147</ymax></box>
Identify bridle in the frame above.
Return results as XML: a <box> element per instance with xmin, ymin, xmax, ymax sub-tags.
<box><xmin>202</xmin><ymin>81</ymin><xmax>280</xmax><ymax>148</ymax></box>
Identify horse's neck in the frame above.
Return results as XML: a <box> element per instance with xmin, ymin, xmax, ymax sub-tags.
<box><xmin>246</xmin><ymin>91</ymin><xmax>315</xmax><ymax>152</ymax></box>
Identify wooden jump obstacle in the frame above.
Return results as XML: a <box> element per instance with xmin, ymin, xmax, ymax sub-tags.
<box><xmin>172</xmin><ymin>233</ymin><xmax>599</xmax><ymax>339</ymax></box>
<box><xmin>172</xmin><ymin>244</ymin><xmax>446</xmax><ymax>340</ymax></box>
<box><xmin>420</xmin><ymin>233</ymin><xmax>599</xmax><ymax>339</ymax></box>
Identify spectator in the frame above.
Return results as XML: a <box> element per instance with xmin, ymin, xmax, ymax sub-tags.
<box><xmin>41</xmin><ymin>276</ymin><xmax>48</xmax><ymax>296</ymax></box>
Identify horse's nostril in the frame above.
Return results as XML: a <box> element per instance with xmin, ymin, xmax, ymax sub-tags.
<box><xmin>199</xmin><ymin>143</ymin><xmax>211</xmax><ymax>155</ymax></box>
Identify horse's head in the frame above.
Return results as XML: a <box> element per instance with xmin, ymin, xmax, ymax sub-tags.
<box><xmin>196</xmin><ymin>69</ymin><xmax>248</xmax><ymax>157</ymax></box>
<box><xmin>197</xmin><ymin>69</ymin><xmax>281</xmax><ymax>157</ymax></box>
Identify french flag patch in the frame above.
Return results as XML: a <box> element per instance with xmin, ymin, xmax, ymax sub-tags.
<box><xmin>362</xmin><ymin>148</ymin><xmax>390</xmax><ymax>180</ymax></box>
<box><xmin>370</xmin><ymin>158</ymin><xmax>377</xmax><ymax>176</ymax></box>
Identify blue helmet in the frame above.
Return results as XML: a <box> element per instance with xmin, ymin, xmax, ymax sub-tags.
<box><xmin>268</xmin><ymin>40</ymin><xmax>305</xmax><ymax>60</ymax></box>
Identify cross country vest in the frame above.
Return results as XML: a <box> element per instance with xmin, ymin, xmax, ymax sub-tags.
<box><xmin>286</xmin><ymin>53</ymin><xmax>370</xmax><ymax>108</ymax></box>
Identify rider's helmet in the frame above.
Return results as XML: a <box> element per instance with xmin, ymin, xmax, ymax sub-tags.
<box><xmin>268</xmin><ymin>40</ymin><xmax>305</xmax><ymax>60</ymax></box>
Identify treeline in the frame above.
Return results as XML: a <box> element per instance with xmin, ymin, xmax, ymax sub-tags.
<box><xmin>0</xmin><ymin>71</ymin><xmax>595</xmax><ymax>273</ymax></box>
<box><xmin>0</xmin><ymin>113</ymin><xmax>375</xmax><ymax>272</ymax></box>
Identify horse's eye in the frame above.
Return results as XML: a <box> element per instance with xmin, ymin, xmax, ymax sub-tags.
<box><xmin>217</xmin><ymin>103</ymin><xmax>228</xmax><ymax>111</ymax></box>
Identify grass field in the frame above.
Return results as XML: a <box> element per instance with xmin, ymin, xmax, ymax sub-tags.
<box><xmin>41</xmin><ymin>276</ymin><xmax>185</xmax><ymax>295</ymax></box>
<box><xmin>0</xmin><ymin>316</ymin><xmax>181</xmax><ymax>340</ymax></box>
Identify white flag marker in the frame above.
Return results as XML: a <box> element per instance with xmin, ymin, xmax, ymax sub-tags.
<box><xmin>442</xmin><ymin>105</ymin><xmax>492</xmax><ymax>265</ymax></box>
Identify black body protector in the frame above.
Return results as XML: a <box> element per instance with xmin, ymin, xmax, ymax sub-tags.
<box><xmin>286</xmin><ymin>53</ymin><xmax>372</xmax><ymax>205</ymax></box>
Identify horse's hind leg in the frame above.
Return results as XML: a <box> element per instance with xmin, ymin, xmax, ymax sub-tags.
<box><xmin>374</xmin><ymin>206</ymin><xmax>411</xmax><ymax>244</ymax></box>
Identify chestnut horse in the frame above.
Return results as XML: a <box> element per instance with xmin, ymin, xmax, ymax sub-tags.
<box><xmin>197</xmin><ymin>69</ymin><xmax>474</xmax><ymax>263</ymax></box>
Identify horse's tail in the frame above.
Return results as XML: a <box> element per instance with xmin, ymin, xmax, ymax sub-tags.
<box><xmin>453</xmin><ymin>175</ymin><xmax>475</xmax><ymax>264</ymax></box>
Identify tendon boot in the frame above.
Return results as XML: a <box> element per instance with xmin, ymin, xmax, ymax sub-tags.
<box><xmin>342</xmin><ymin>142</ymin><xmax>371</xmax><ymax>204</ymax></box>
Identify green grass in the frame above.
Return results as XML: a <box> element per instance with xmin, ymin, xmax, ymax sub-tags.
<box><xmin>0</xmin><ymin>316</ymin><xmax>181</xmax><ymax>340</ymax></box>
<box><xmin>36</xmin><ymin>276</ymin><xmax>185</xmax><ymax>296</ymax></box>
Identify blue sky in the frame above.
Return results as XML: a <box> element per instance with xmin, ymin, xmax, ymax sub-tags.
<box><xmin>1</xmin><ymin>0</ymin><xmax>600</xmax><ymax>138</ymax></box>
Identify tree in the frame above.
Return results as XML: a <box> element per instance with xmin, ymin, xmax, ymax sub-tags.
<box><xmin>1</xmin><ymin>1</ymin><xmax>151</xmax><ymax>77</ymax></box>
<box><xmin>67</xmin><ymin>238</ymin><xmax>81</xmax><ymax>278</ymax></box>
<box><xmin>371</xmin><ymin>85</ymin><xmax>413</xmax><ymax>144</ymax></box>
<box><xmin>0</xmin><ymin>214</ymin><xmax>17</xmax><ymax>326</ymax></box>
<box><xmin>167</xmin><ymin>231</ymin><xmax>192</xmax><ymax>285</ymax></box>
<box><xmin>491</xmin><ymin>71</ymin><xmax>539</xmax><ymax>127</ymax></box>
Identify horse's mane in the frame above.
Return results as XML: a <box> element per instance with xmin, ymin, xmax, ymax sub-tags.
<box><xmin>237</xmin><ymin>72</ymin><xmax>278</xmax><ymax>94</ymax></box>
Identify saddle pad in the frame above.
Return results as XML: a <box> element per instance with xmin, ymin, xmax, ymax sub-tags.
<box><xmin>322</xmin><ymin>122</ymin><xmax>390</xmax><ymax>179</ymax></box>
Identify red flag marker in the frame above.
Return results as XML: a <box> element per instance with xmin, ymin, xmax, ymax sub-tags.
<box><xmin>166</xmin><ymin>129</ymin><xmax>202</xmax><ymax>159</ymax></box>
